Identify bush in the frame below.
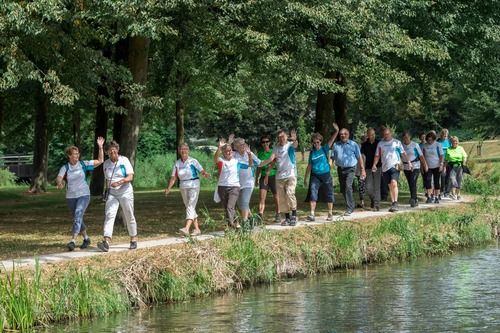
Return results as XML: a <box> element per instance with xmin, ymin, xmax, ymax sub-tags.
<box><xmin>0</xmin><ymin>169</ymin><xmax>18</xmax><ymax>187</ymax></box>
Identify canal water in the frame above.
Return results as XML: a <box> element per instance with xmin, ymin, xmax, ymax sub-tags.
<box><xmin>39</xmin><ymin>243</ymin><xmax>499</xmax><ymax>332</ymax></box>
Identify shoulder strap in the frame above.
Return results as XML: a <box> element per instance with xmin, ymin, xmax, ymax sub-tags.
<box><xmin>80</xmin><ymin>161</ymin><xmax>87</xmax><ymax>182</ymax></box>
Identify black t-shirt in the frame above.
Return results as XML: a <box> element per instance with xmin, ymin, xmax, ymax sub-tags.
<box><xmin>361</xmin><ymin>139</ymin><xmax>381</xmax><ymax>169</ymax></box>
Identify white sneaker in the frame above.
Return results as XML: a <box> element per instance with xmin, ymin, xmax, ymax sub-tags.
<box><xmin>326</xmin><ymin>213</ymin><xmax>334</xmax><ymax>221</ymax></box>
<box><xmin>179</xmin><ymin>227</ymin><xmax>189</xmax><ymax>236</ymax></box>
<box><xmin>191</xmin><ymin>229</ymin><xmax>201</xmax><ymax>236</ymax></box>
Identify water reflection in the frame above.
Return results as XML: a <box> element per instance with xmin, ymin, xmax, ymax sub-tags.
<box><xmin>37</xmin><ymin>244</ymin><xmax>499</xmax><ymax>332</ymax></box>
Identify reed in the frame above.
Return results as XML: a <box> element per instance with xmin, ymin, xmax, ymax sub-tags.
<box><xmin>1</xmin><ymin>198</ymin><xmax>498</xmax><ymax>331</ymax></box>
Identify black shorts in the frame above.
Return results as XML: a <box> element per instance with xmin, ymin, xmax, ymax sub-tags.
<box><xmin>259</xmin><ymin>175</ymin><xmax>277</xmax><ymax>194</ymax></box>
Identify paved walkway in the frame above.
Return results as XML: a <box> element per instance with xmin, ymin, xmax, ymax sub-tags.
<box><xmin>1</xmin><ymin>196</ymin><xmax>466</xmax><ymax>271</ymax></box>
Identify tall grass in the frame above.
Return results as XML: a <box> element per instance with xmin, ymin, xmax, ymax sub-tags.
<box><xmin>1</xmin><ymin>198</ymin><xmax>498</xmax><ymax>331</ymax></box>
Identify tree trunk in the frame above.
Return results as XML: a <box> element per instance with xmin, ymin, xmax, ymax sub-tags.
<box><xmin>175</xmin><ymin>98</ymin><xmax>184</xmax><ymax>157</ymax></box>
<box><xmin>315</xmin><ymin>71</ymin><xmax>335</xmax><ymax>139</ymax></box>
<box><xmin>30</xmin><ymin>85</ymin><xmax>49</xmax><ymax>193</ymax></box>
<box><xmin>90</xmin><ymin>85</ymin><xmax>109</xmax><ymax>196</ymax></box>
<box><xmin>119</xmin><ymin>36</ymin><xmax>150</xmax><ymax>168</ymax></box>
<box><xmin>73</xmin><ymin>109</ymin><xmax>81</xmax><ymax>147</ymax></box>
<box><xmin>0</xmin><ymin>94</ymin><xmax>4</xmax><ymax>146</ymax></box>
<box><xmin>333</xmin><ymin>72</ymin><xmax>349</xmax><ymax>133</ymax></box>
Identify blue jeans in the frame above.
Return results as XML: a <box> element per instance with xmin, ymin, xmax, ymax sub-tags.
<box><xmin>67</xmin><ymin>195</ymin><xmax>90</xmax><ymax>235</ymax></box>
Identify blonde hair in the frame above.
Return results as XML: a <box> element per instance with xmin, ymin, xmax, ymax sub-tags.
<box><xmin>65</xmin><ymin>146</ymin><xmax>79</xmax><ymax>158</ymax></box>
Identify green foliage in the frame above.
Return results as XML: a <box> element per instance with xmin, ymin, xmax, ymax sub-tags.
<box><xmin>0</xmin><ymin>169</ymin><xmax>17</xmax><ymax>186</ymax></box>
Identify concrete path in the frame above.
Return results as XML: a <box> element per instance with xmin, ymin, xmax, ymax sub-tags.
<box><xmin>1</xmin><ymin>196</ymin><xmax>466</xmax><ymax>272</ymax></box>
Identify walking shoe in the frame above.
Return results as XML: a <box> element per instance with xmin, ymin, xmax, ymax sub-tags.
<box><xmin>438</xmin><ymin>194</ymin><xmax>442</xmax><ymax>200</ymax></box>
<box><xmin>66</xmin><ymin>241</ymin><xmax>75</xmax><ymax>251</ymax></box>
<box><xmin>274</xmin><ymin>213</ymin><xmax>281</xmax><ymax>224</ymax></box>
<box><xmin>326</xmin><ymin>213</ymin><xmax>334</xmax><ymax>221</ymax></box>
<box><xmin>449</xmin><ymin>194</ymin><xmax>457</xmax><ymax>200</ymax></box>
<box><xmin>434</xmin><ymin>197</ymin><xmax>440</xmax><ymax>204</ymax></box>
<box><xmin>191</xmin><ymin>229</ymin><xmax>201</xmax><ymax>236</ymax></box>
<box><xmin>370</xmin><ymin>200</ymin><xmax>375</xmax><ymax>209</ymax></box>
<box><xmin>289</xmin><ymin>216</ymin><xmax>297</xmax><ymax>226</ymax></box>
<box><xmin>97</xmin><ymin>240</ymin><xmax>109</xmax><ymax>252</ymax></box>
<box><xmin>389</xmin><ymin>203</ymin><xmax>399</xmax><ymax>212</ymax></box>
<box><xmin>281</xmin><ymin>219</ymin><xmax>290</xmax><ymax>226</ymax></box>
<box><xmin>129</xmin><ymin>240</ymin><xmax>137</xmax><ymax>250</ymax></box>
<box><xmin>343</xmin><ymin>211</ymin><xmax>352</xmax><ymax>216</ymax></box>
<box><xmin>415</xmin><ymin>200</ymin><xmax>419</xmax><ymax>207</ymax></box>
<box><xmin>443</xmin><ymin>193</ymin><xmax>449</xmax><ymax>198</ymax></box>
<box><xmin>425</xmin><ymin>197</ymin><xmax>433</xmax><ymax>204</ymax></box>
<box><xmin>80</xmin><ymin>238</ymin><xmax>91</xmax><ymax>249</ymax></box>
<box><xmin>179</xmin><ymin>227</ymin><xmax>189</xmax><ymax>236</ymax></box>
<box><xmin>410</xmin><ymin>199</ymin><xmax>416</xmax><ymax>208</ymax></box>
<box><xmin>306</xmin><ymin>214</ymin><xmax>316</xmax><ymax>222</ymax></box>
<box><xmin>457</xmin><ymin>195</ymin><xmax>462</xmax><ymax>200</ymax></box>
<box><xmin>373</xmin><ymin>206</ymin><xmax>380</xmax><ymax>212</ymax></box>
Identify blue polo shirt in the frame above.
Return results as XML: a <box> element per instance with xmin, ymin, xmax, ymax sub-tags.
<box><xmin>331</xmin><ymin>140</ymin><xmax>361</xmax><ymax>168</ymax></box>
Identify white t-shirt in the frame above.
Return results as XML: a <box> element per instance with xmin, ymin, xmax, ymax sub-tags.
<box><xmin>171</xmin><ymin>157</ymin><xmax>204</xmax><ymax>189</ymax></box>
<box><xmin>375</xmin><ymin>139</ymin><xmax>405</xmax><ymax>172</ymax></box>
<box><xmin>57</xmin><ymin>160</ymin><xmax>94</xmax><ymax>199</ymax></box>
<box><xmin>216</xmin><ymin>157</ymin><xmax>241</xmax><ymax>187</ymax></box>
<box><xmin>402</xmin><ymin>141</ymin><xmax>423</xmax><ymax>171</ymax></box>
<box><xmin>233</xmin><ymin>151</ymin><xmax>260</xmax><ymax>189</ymax></box>
<box><xmin>272</xmin><ymin>141</ymin><xmax>297</xmax><ymax>179</ymax></box>
<box><xmin>422</xmin><ymin>141</ymin><xmax>444</xmax><ymax>169</ymax></box>
<box><xmin>103</xmin><ymin>156</ymin><xmax>134</xmax><ymax>194</ymax></box>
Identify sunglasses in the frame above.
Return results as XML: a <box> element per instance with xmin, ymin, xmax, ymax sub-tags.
<box><xmin>261</xmin><ymin>140</ymin><xmax>270</xmax><ymax>143</ymax></box>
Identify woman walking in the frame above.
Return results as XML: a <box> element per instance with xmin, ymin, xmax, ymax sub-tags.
<box><xmin>402</xmin><ymin>131</ymin><xmax>427</xmax><ymax>207</ymax></box>
<box><xmin>303</xmin><ymin>123</ymin><xmax>339</xmax><ymax>220</ymax></box>
<box><xmin>422</xmin><ymin>132</ymin><xmax>444</xmax><ymax>204</ymax></box>
<box><xmin>56</xmin><ymin>137</ymin><xmax>104</xmax><ymax>251</ymax></box>
<box><xmin>165</xmin><ymin>143</ymin><xmax>210</xmax><ymax>236</ymax></box>
<box><xmin>255</xmin><ymin>135</ymin><xmax>280</xmax><ymax>223</ymax></box>
<box><xmin>214</xmin><ymin>136</ymin><xmax>252</xmax><ymax>231</ymax></box>
<box><xmin>445</xmin><ymin>136</ymin><xmax>468</xmax><ymax>200</ymax></box>
<box><xmin>97</xmin><ymin>140</ymin><xmax>138</xmax><ymax>252</ymax></box>
<box><xmin>233</xmin><ymin>137</ymin><xmax>260</xmax><ymax>228</ymax></box>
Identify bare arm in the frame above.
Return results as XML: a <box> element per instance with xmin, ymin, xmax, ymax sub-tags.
<box><xmin>327</xmin><ymin>123</ymin><xmax>340</xmax><ymax>148</ymax></box>
<box><xmin>164</xmin><ymin>175</ymin><xmax>177</xmax><ymax>196</ymax></box>
<box><xmin>111</xmin><ymin>173</ymin><xmax>133</xmax><ymax>188</ymax></box>
<box><xmin>93</xmin><ymin>136</ymin><xmax>105</xmax><ymax>167</ymax></box>
<box><xmin>304</xmin><ymin>164</ymin><xmax>312</xmax><ymax>186</ymax></box>
<box><xmin>290</xmin><ymin>129</ymin><xmax>299</xmax><ymax>149</ymax></box>
<box><xmin>358</xmin><ymin>156</ymin><xmax>366</xmax><ymax>179</ymax></box>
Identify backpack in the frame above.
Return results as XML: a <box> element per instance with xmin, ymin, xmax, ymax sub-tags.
<box><xmin>63</xmin><ymin>161</ymin><xmax>88</xmax><ymax>182</ymax></box>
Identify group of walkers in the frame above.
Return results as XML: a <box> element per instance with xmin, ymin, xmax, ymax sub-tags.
<box><xmin>57</xmin><ymin>139</ymin><xmax>138</xmax><ymax>252</ymax></box>
<box><xmin>57</xmin><ymin>125</ymin><xmax>468</xmax><ymax>251</ymax></box>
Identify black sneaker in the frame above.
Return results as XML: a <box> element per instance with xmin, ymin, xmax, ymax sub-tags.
<box><xmin>80</xmin><ymin>238</ymin><xmax>91</xmax><ymax>249</ymax></box>
<box><xmin>97</xmin><ymin>240</ymin><xmax>109</xmax><ymax>252</ymax></box>
<box><xmin>389</xmin><ymin>203</ymin><xmax>399</xmax><ymax>212</ymax></box>
<box><xmin>434</xmin><ymin>197</ymin><xmax>439</xmax><ymax>204</ymax></box>
<box><xmin>426</xmin><ymin>197</ymin><xmax>433</xmax><ymax>204</ymax></box>
<box><xmin>129</xmin><ymin>240</ymin><xmax>137</xmax><ymax>250</ymax></box>
<box><xmin>410</xmin><ymin>199</ymin><xmax>416</xmax><ymax>208</ymax></box>
<box><xmin>66</xmin><ymin>241</ymin><xmax>75</xmax><ymax>251</ymax></box>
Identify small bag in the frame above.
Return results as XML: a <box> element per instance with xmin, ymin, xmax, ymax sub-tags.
<box><xmin>395</xmin><ymin>163</ymin><xmax>404</xmax><ymax>171</ymax></box>
<box><xmin>102</xmin><ymin>189</ymin><xmax>110</xmax><ymax>202</ymax></box>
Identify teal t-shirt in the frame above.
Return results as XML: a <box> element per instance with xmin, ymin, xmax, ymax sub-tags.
<box><xmin>308</xmin><ymin>144</ymin><xmax>331</xmax><ymax>175</ymax></box>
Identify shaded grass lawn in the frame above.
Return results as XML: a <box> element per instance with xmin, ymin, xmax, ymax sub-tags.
<box><xmin>1</xmin><ymin>185</ymin><xmax>405</xmax><ymax>260</ymax></box>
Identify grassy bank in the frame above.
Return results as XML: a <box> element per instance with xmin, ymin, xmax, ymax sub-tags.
<box><xmin>1</xmin><ymin>197</ymin><xmax>498</xmax><ymax>331</ymax></box>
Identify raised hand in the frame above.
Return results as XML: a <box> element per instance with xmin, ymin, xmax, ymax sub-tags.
<box><xmin>97</xmin><ymin>136</ymin><xmax>105</xmax><ymax>147</ymax></box>
<box><xmin>228</xmin><ymin>133</ymin><xmax>235</xmax><ymax>145</ymax></box>
<box><xmin>333</xmin><ymin>123</ymin><xmax>339</xmax><ymax>132</ymax></box>
<box><xmin>290</xmin><ymin>129</ymin><xmax>297</xmax><ymax>141</ymax></box>
<box><xmin>218</xmin><ymin>137</ymin><xmax>226</xmax><ymax>147</ymax></box>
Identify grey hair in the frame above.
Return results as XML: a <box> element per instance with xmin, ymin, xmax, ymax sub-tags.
<box><xmin>233</xmin><ymin>137</ymin><xmax>245</xmax><ymax>148</ymax></box>
<box><xmin>105</xmin><ymin>140</ymin><xmax>119</xmax><ymax>152</ymax></box>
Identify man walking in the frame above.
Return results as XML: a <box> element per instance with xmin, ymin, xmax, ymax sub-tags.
<box><xmin>372</xmin><ymin>128</ymin><xmax>412</xmax><ymax>212</ymax></box>
<box><xmin>259</xmin><ymin>130</ymin><xmax>299</xmax><ymax>226</ymax></box>
<box><xmin>331</xmin><ymin>128</ymin><xmax>365</xmax><ymax>216</ymax></box>
<box><xmin>361</xmin><ymin>128</ymin><xmax>382</xmax><ymax>211</ymax></box>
